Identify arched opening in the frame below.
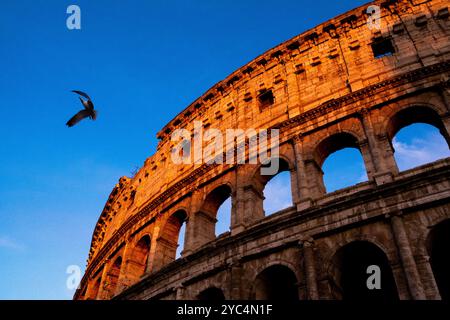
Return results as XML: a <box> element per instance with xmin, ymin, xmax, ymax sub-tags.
<box><xmin>216</xmin><ymin>197</ymin><xmax>232</xmax><ymax>236</ymax></box>
<box><xmin>105</xmin><ymin>256</ymin><xmax>122</xmax><ymax>299</ymax></box>
<box><xmin>315</xmin><ymin>133</ymin><xmax>369</xmax><ymax>193</ymax></box>
<box><xmin>427</xmin><ymin>219</ymin><xmax>450</xmax><ymax>300</ymax></box>
<box><xmin>197</xmin><ymin>287</ymin><xmax>226</xmax><ymax>301</ymax></box>
<box><xmin>260</xmin><ymin>158</ymin><xmax>293</xmax><ymax>216</ymax></box>
<box><xmin>322</xmin><ymin>148</ymin><xmax>368</xmax><ymax>192</ymax></box>
<box><xmin>329</xmin><ymin>241</ymin><xmax>398</xmax><ymax>301</ymax></box>
<box><xmin>87</xmin><ymin>276</ymin><xmax>101</xmax><ymax>300</ymax></box>
<box><xmin>176</xmin><ymin>222</ymin><xmax>186</xmax><ymax>258</ymax></box>
<box><xmin>392</xmin><ymin>124</ymin><xmax>450</xmax><ymax>171</ymax></box>
<box><xmin>388</xmin><ymin>106</ymin><xmax>450</xmax><ymax>171</ymax></box>
<box><xmin>154</xmin><ymin>210</ymin><xmax>187</xmax><ymax>270</ymax></box>
<box><xmin>196</xmin><ymin>185</ymin><xmax>232</xmax><ymax>245</ymax></box>
<box><xmin>128</xmin><ymin>235</ymin><xmax>151</xmax><ymax>281</ymax></box>
<box><xmin>253</xmin><ymin>265</ymin><xmax>298</xmax><ymax>300</ymax></box>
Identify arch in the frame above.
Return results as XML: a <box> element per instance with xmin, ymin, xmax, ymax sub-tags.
<box><xmin>252</xmin><ymin>264</ymin><xmax>298</xmax><ymax>300</ymax></box>
<box><xmin>328</xmin><ymin>241</ymin><xmax>398</xmax><ymax>300</ymax></box>
<box><xmin>250</xmin><ymin>157</ymin><xmax>295</xmax><ymax>217</ymax></box>
<box><xmin>254</xmin><ymin>156</ymin><xmax>292</xmax><ymax>186</ymax></box>
<box><xmin>154</xmin><ymin>210</ymin><xmax>187</xmax><ymax>270</ymax></box>
<box><xmin>310</xmin><ymin>132</ymin><xmax>370</xmax><ymax>194</ymax></box>
<box><xmin>87</xmin><ymin>276</ymin><xmax>102</xmax><ymax>300</ymax></box>
<box><xmin>261</xmin><ymin>158</ymin><xmax>293</xmax><ymax>215</ymax></box>
<box><xmin>426</xmin><ymin>219</ymin><xmax>450</xmax><ymax>300</ymax></box>
<box><xmin>385</xmin><ymin>105</ymin><xmax>450</xmax><ymax>172</ymax></box>
<box><xmin>194</xmin><ymin>185</ymin><xmax>233</xmax><ymax>246</ymax></box>
<box><xmin>105</xmin><ymin>256</ymin><xmax>122</xmax><ymax>299</ymax></box>
<box><xmin>202</xmin><ymin>184</ymin><xmax>233</xmax><ymax>216</ymax></box>
<box><xmin>314</xmin><ymin>132</ymin><xmax>361</xmax><ymax>167</ymax></box>
<box><xmin>386</xmin><ymin>105</ymin><xmax>450</xmax><ymax>145</ymax></box>
<box><xmin>197</xmin><ymin>287</ymin><xmax>226</xmax><ymax>301</ymax></box>
<box><xmin>127</xmin><ymin>235</ymin><xmax>151</xmax><ymax>282</ymax></box>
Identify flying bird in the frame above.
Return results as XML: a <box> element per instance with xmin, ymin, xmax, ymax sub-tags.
<box><xmin>66</xmin><ymin>90</ymin><xmax>97</xmax><ymax>127</ymax></box>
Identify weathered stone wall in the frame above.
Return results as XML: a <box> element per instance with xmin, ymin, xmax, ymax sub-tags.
<box><xmin>75</xmin><ymin>0</ymin><xmax>450</xmax><ymax>300</ymax></box>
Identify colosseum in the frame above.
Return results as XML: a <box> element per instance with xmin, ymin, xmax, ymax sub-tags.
<box><xmin>75</xmin><ymin>0</ymin><xmax>450</xmax><ymax>300</ymax></box>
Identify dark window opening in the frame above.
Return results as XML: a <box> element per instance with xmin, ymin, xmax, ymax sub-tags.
<box><xmin>330</xmin><ymin>241</ymin><xmax>399</xmax><ymax>301</ymax></box>
<box><xmin>428</xmin><ymin>220</ymin><xmax>450</xmax><ymax>300</ymax></box>
<box><xmin>371</xmin><ymin>37</ymin><xmax>395</xmax><ymax>58</ymax></box>
<box><xmin>198</xmin><ymin>288</ymin><xmax>225</xmax><ymax>302</ymax></box>
<box><xmin>258</xmin><ymin>89</ymin><xmax>274</xmax><ymax>110</ymax></box>
<box><xmin>253</xmin><ymin>265</ymin><xmax>298</xmax><ymax>300</ymax></box>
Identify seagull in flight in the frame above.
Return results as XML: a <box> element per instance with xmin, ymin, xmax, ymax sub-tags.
<box><xmin>66</xmin><ymin>90</ymin><xmax>97</xmax><ymax>127</ymax></box>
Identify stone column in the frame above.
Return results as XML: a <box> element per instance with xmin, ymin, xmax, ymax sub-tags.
<box><xmin>439</xmin><ymin>79</ymin><xmax>450</xmax><ymax>112</ymax></box>
<box><xmin>292</xmin><ymin>136</ymin><xmax>314</xmax><ymax>210</ymax></box>
<box><xmin>192</xmin><ymin>211</ymin><xmax>217</xmax><ymax>248</ymax></box>
<box><xmin>358</xmin><ymin>110</ymin><xmax>398</xmax><ymax>185</ymax></box>
<box><xmin>304</xmin><ymin>158</ymin><xmax>326</xmax><ymax>198</ymax></box>
<box><xmin>175</xmin><ymin>285</ymin><xmax>185</xmax><ymax>300</ymax></box>
<box><xmin>230</xmin><ymin>173</ymin><xmax>248</xmax><ymax>235</ymax></box>
<box><xmin>117</xmin><ymin>242</ymin><xmax>132</xmax><ymax>292</ymax></box>
<box><xmin>230</xmin><ymin>187</ymin><xmax>242</xmax><ymax>234</ymax></box>
<box><xmin>243</xmin><ymin>185</ymin><xmax>264</xmax><ymax>223</ymax></box>
<box><xmin>96</xmin><ymin>261</ymin><xmax>110</xmax><ymax>300</ymax></box>
<box><xmin>182</xmin><ymin>191</ymin><xmax>203</xmax><ymax>255</ymax></box>
<box><xmin>229</xmin><ymin>262</ymin><xmax>244</xmax><ymax>299</ymax></box>
<box><xmin>439</xmin><ymin>113</ymin><xmax>450</xmax><ymax>146</ymax></box>
<box><xmin>301</xmin><ymin>238</ymin><xmax>319</xmax><ymax>300</ymax></box>
<box><xmin>358</xmin><ymin>138</ymin><xmax>376</xmax><ymax>181</ymax></box>
<box><xmin>146</xmin><ymin>225</ymin><xmax>160</xmax><ymax>272</ymax></box>
<box><xmin>416</xmin><ymin>254</ymin><xmax>442</xmax><ymax>300</ymax></box>
<box><xmin>152</xmin><ymin>237</ymin><xmax>178</xmax><ymax>271</ymax></box>
<box><xmin>389</xmin><ymin>213</ymin><xmax>426</xmax><ymax>300</ymax></box>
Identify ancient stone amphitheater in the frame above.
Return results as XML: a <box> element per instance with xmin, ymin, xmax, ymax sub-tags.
<box><xmin>75</xmin><ymin>0</ymin><xmax>450</xmax><ymax>300</ymax></box>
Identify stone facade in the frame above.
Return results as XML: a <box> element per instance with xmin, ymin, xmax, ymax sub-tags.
<box><xmin>74</xmin><ymin>0</ymin><xmax>450</xmax><ymax>300</ymax></box>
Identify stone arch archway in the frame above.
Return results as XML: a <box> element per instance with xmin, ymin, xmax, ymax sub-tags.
<box><xmin>328</xmin><ymin>240</ymin><xmax>399</xmax><ymax>301</ymax></box>
<box><xmin>251</xmin><ymin>157</ymin><xmax>295</xmax><ymax>216</ymax></box>
<box><xmin>127</xmin><ymin>235</ymin><xmax>151</xmax><ymax>282</ymax></box>
<box><xmin>307</xmin><ymin>132</ymin><xmax>371</xmax><ymax>195</ymax></box>
<box><xmin>386</xmin><ymin>105</ymin><xmax>450</xmax><ymax>145</ymax></box>
<box><xmin>385</xmin><ymin>105</ymin><xmax>450</xmax><ymax>171</ymax></box>
<box><xmin>197</xmin><ymin>287</ymin><xmax>226</xmax><ymax>301</ymax></box>
<box><xmin>153</xmin><ymin>210</ymin><xmax>187</xmax><ymax>271</ymax></box>
<box><xmin>87</xmin><ymin>275</ymin><xmax>102</xmax><ymax>300</ymax></box>
<box><xmin>193</xmin><ymin>184</ymin><xmax>233</xmax><ymax>247</ymax></box>
<box><xmin>104</xmin><ymin>256</ymin><xmax>122</xmax><ymax>299</ymax></box>
<box><xmin>252</xmin><ymin>264</ymin><xmax>299</xmax><ymax>300</ymax></box>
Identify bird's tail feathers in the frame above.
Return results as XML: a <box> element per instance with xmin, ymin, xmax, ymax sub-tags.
<box><xmin>92</xmin><ymin>110</ymin><xmax>98</xmax><ymax>120</ymax></box>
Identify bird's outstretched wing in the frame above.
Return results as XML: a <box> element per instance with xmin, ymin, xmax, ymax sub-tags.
<box><xmin>66</xmin><ymin>109</ymin><xmax>91</xmax><ymax>127</ymax></box>
<box><xmin>78</xmin><ymin>97</ymin><xmax>94</xmax><ymax>110</ymax></box>
<box><xmin>72</xmin><ymin>90</ymin><xmax>91</xmax><ymax>100</ymax></box>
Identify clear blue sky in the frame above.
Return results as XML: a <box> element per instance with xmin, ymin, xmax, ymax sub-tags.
<box><xmin>1</xmin><ymin>0</ymin><xmax>448</xmax><ymax>300</ymax></box>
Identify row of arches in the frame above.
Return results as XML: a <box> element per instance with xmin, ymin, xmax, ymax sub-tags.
<box><xmin>196</xmin><ymin>242</ymin><xmax>399</xmax><ymax>301</ymax></box>
<box><xmin>85</xmin><ymin>217</ymin><xmax>449</xmax><ymax>300</ymax></box>
<box><xmin>174</xmin><ymin>106</ymin><xmax>450</xmax><ymax>255</ymax></box>
<box><xmin>192</xmin><ymin>104</ymin><xmax>450</xmax><ymax>240</ymax></box>
<box><xmin>85</xmin><ymin>104</ymin><xmax>450</xmax><ymax>299</ymax></box>
<box><xmin>197</xmin><ymin>219</ymin><xmax>450</xmax><ymax>300</ymax></box>
<box><xmin>87</xmin><ymin>210</ymin><xmax>189</xmax><ymax>299</ymax></box>
<box><xmin>320</xmin><ymin>106</ymin><xmax>450</xmax><ymax>192</ymax></box>
<box><xmin>85</xmin><ymin>218</ymin><xmax>450</xmax><ymax>300</ymax></box>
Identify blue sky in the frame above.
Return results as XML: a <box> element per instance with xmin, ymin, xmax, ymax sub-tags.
<box><xmin>1</xmin><ymin>0</ymin><xmax>449</xmax><ymax>300</ymax></box>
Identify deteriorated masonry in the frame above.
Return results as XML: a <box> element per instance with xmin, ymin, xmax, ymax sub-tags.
<box><xmin>75</xmin><ymin>0</ymin><xmax>450</xmax><ymax>300</ymax></box>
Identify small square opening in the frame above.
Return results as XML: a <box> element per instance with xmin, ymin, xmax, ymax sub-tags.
<box><xmin>371</xmin><ymin>37</ymin><xmax>395</xmax><ymax>58</ymax></box>
<box><xmin>258</xmin><ymin>89</ymin><xmax>274</xmax><ymax>110</ymax></box>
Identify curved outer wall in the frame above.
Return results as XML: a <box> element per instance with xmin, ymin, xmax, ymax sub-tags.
<box><xmin>75</xmin><ymin>0</ymin><xmax>450</xmax><ymax>300</ymax></box>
